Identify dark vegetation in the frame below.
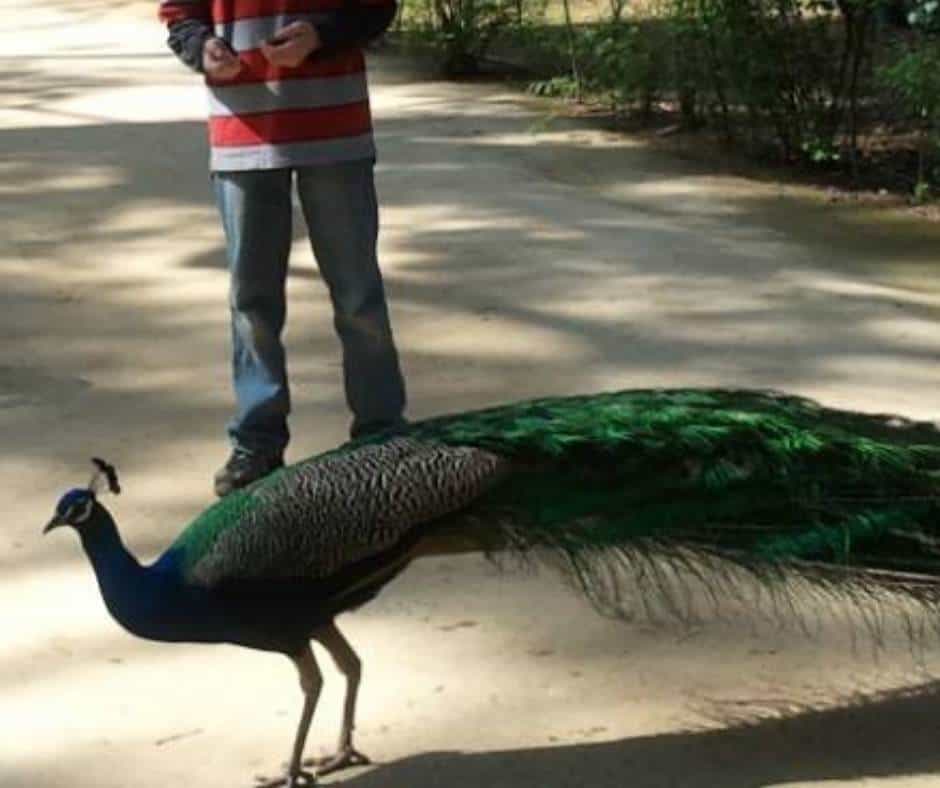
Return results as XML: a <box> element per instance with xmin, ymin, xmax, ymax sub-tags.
<box><xmin>393</xmin><ymin>0</ymin><xmax>940</xmax><ymax>200</ymax></box>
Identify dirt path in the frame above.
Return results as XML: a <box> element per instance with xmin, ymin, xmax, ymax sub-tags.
<box><xmin>3</xmin><ymin>1</ymin><xmax>940</xmax><ymax>786</ymax></box>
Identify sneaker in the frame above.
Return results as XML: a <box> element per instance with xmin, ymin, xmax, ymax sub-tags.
<box><xmin>213</xmin><ymin>448</ymin><xmax>284</xmax><ymax>498</ymax></box>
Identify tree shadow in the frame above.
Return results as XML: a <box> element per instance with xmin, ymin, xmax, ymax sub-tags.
<box><xmin>4</xmin><ymin>46</ymin><xmax>940</xmax><ymax>580</ymax></box>
<box><xmin>4</xmin><ymin>22</ymin><xmax>940</xmax><ymax>788</ymax></box>
<box><xmin>333</xmin><ymin>681</ymin><xmax>940</xmax><ymax>788</ymax></box>
<box><xmin>2</xmin><ymin>84</ymin><xmax>939</xmax><ymax>518</ymax></box>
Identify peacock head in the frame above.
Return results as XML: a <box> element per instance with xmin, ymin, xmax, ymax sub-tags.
<box><xmin>44</xmin><ymin>458</ymin><xmax>121</xmax><ymax>534</ymax></box>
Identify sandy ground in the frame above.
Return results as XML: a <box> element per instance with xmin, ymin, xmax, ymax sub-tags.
<box><xmin>4</xmin><ymin>1</ymin><xmax>940</xmax><ymax>786</ymax></box>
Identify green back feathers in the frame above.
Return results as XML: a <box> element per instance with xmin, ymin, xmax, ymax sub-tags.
<box><xmin>165</xmin><ymin>439</ymin><xmax>507</xmax><ymax>586</ymax></box>
<box><xmin>167</xmin><ymin>467</ymin><xmax>290</xmax><ymax>577</ymax></box>
<box><xmin>168</xmin><ymin>388</ymin><xmax>940</xmax><ymax>592</ymax></box>
<box><xmin>374</xmin><ymin>387</ymin><xmax>940</xmax><ymax>623</ymax></box>
<box><xmin>400</xmin><ymin>387</ymin><xmax>939</xmax><ymax>471</ymax></box>
<box><xmin>386</xmin><ymin>388</ymin><xmax>940</xmax><ymax>573</ymax></box>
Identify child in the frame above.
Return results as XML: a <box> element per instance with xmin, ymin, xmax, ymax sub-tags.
<box><xmin>159</xmin><ymin>0</ymin><xmax>407</xmax><ymax>496</ymax></box>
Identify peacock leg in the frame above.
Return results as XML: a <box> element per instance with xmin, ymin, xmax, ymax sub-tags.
<box><xmin>255</xmin><ymin>645</ymin><xmax>322</xmax><ymax>788</ymax></box>
<box><xmin>304</xmin><ymin>622</ymin><xmax>371</xmax><ymax>776</ymax></box>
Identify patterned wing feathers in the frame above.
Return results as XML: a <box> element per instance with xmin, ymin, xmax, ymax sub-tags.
<box><xmin>185</xmin><ymin>438</ymin><xmax>509</xmax><ymax>587</ymax></box>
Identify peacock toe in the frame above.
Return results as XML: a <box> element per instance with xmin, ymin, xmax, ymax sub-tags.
<box><xmin>253</xmin><ymin>767</ymin><xmax>318</xmax><ymax>788</ymax></box>
<box><xmin>304</xmin><ymin>746</ymin><xmax>371</xmax><ymax>776</ymax></box>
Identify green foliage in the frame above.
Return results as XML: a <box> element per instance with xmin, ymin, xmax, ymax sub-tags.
<box><xmin>661</xmin><ymin>0</ymin><xmax>860</xmax><ymax>154</ymax></box>
<box><xmin>913</xmin><ymin>179</ymin><xmax>933</xmax><ymax>202</ymax></box>
<box><xmin>878</xmin><ymin>37</ymin><xmax>940</xmax><ymax>196</ymax></box>
<box><xmin>880</xmin><ymin>43</ymin><xmax>940</xmax><ymax>125</ymax></box>
<box><xmin>529</xmin><ymin>74</ymin><xmax>582</xmax><ymax>97</ymax></box>
<box><xmin>510</xmin><ymin>0</ymin><xmax>867</xmax><ymax>156</ymax></box>
<box><xmin>581</xmin><ymin>23</ymin><xmax>664</xmax><ymax>111</ymax></box>
<box><xmin>396</xmin><ymin>0</ymin><xmax>940</xmax><ymax>186</ymax></box>
<box><xmin>802</xmin><ymin>136</ymin><xmax>843</xmax><ymax>165</ymax></box>
<box><xmin>521</xmin><ymin>22</ymin><xmax>667</xmax><ymax>113</ymax></box>
<box><xmin>907</xmin><ymin>0</ymin><xmax>940</xmax><ymax>30</ymax></box>
<box><xmin>399</xmin><ymin>0</ymin><xmax>535</xmax><ymax>74</ymax></box>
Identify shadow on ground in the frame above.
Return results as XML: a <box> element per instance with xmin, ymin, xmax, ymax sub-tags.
<box><xmin>3</xmin><ymin>50</ymin><xmax>940</xmax><ymax>566</ymax></box>
<box><xmin>4</xmin><ymin>10</ymin><xmax>940</xmax><ymax>788</ymax></box>
<box><xmin>334</xmin><ymin>681</ymin><xmax>940</xmax><ymax>788</ymax></box>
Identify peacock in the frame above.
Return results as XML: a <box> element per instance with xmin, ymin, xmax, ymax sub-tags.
<box><xmin>45</xmin><ymin>388</ymin><xmax>940</xmax><ymax>787</ymax></box>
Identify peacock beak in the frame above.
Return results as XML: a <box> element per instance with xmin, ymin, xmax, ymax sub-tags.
<box><xmin>43</xmin><ymin>515</ymin><xmax>65</xmax><ymax>534</ymax></box>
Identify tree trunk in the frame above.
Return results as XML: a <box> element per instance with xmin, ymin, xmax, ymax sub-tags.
<box><xmin>561</xmin><ymin>0</ymin><xmax>583</xmax><ymax>102</ymax></box>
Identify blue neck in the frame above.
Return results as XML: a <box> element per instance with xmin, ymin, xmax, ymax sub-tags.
<box><xmin>76</xmin><ymin>505</ymin><xmax>230</xmax><ymax>645</ymax></box>
<box><xmin>78</xmin><ymin>507</ymin><xmax>149</xmax><ymax>630</ymax></box>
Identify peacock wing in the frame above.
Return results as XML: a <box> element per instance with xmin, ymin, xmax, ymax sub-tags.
<box><xmin>170</xmin><ymin>437</ymin><xmax>510</xmax><ymax>588</ymax></box>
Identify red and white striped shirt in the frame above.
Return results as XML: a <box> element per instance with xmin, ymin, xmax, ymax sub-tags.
<box><xmin>159</xmin><ymin>0</ymin><xmax>391</xmax><ymax>171</ymax></box>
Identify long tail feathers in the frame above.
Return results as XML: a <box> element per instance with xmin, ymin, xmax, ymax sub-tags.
<box><xmin>402</xmin><ymin>388</ymin><xmax>940</xmax><ymax>637</ymax></box>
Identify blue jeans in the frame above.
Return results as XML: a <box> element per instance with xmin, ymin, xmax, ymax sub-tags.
<box><xmin>212</xmin><ymin>160</ymin><xmax>406</xmax><ymax>455</ymax></box>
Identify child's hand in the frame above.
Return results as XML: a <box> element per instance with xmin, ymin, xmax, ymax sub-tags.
<box><xmin>260</xmin><ymin>21</ymin><xmax>321</xmax><ymax>68</ymax></box>
<box><xmin>203</xmin><ymin>37</ymin><xmax>242</xmax><ymax>80</ymax></box>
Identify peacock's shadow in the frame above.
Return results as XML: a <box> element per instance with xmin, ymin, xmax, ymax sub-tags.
<box><xmin>324</xmin><ymin>680</ymin><xmax>940</xmax><ymax>788</ymax></box>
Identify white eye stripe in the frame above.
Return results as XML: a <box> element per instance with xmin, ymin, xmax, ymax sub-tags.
<box><xmin>68</xmin><ymin>497</ymin><xmax>94</xmax><ymax>524</ymax></box>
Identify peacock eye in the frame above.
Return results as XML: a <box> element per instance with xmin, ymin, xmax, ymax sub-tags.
<box><xmin>64</xmin><ymin>496</ymin><xmax>94</xmax><ymax>524</ymax></box>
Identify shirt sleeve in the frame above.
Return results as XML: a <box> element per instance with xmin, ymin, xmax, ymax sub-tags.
<box><xmin>159</xmin><ymin>0</ymin><xmax>213</xmax><ymax>73</ymax></box>
<box><xmin>313</xmin><ymin>0</ymin><xmax>398</xmax><ymax>58</ymax></box>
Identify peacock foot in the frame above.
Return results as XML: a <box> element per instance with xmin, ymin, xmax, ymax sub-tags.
<box><xmin>303</xmin><ymin>746</ymin><xmax>371</xmax><ymax>776</ymax></box>
<box><xmin>253</xmin><ymin>768</ymin><xmax>317</xmax><ymax>788</ymax></box>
